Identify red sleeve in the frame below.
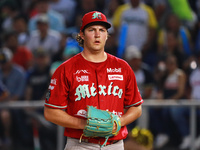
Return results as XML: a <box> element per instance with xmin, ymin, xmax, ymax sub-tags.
<box><xmin>124</xmin><ymin>64</ymin><xmax>143</xmax><ymax>108</ymax></box>
<box><xmin>44</xmin><ymin>64</ymin><xmax>69</xmax><ymax>109</ymax></box>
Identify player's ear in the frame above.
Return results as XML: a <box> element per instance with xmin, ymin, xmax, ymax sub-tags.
<box><xmin>106</xmin><ymin>32</ymin><xmax>109</xmax><ymax>40</ymax></box>
<box><xmin>80</xmin><ymin>30</ymin><xmax>84</xmax><ymax>40</ymax></box>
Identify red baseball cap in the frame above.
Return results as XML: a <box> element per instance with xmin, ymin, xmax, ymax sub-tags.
<box><xmin>80</xmin><ymin>11</ymin><xmax>111</xmax><ymax>31</ymax></box>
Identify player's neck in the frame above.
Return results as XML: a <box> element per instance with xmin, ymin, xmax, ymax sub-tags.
<box><xmin>81</xmin><ymin>50</ymin><xmax>107</xmax><ymax>63</ymax></box>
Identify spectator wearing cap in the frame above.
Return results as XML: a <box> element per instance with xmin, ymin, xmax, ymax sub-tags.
<box><xmin>125</xmin><ymin>45</ymin><xmax>154</xmax><ymax>99</ymax></box>
<box><xmin>28</xmin><ymin>0</ymin><xmax>65</xmax><ymax>32</ymax></box>
<box><xmin>0</xmin><ymin>48</ymin><xmax>29</xmax><ymax>149</ymax></box>
<box><xmin>25</xmin><ymin>48</ymin><xmax>51</xmax><ymax>102</ymax></box>
<box><xmin>26</xmin><ymin>14</ymin><xmax>62</xmax><ymax>60</ymax></box>
<box><xmin>124</xmin><ymin>45</ymin><xmax>154</xmax><ymax>137</ymax></box>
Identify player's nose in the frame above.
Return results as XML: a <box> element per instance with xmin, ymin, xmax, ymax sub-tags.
<box><xmin>94</xmin><ymin>30</ymin><xmax>100</xmax><ymax>38</ymax></box>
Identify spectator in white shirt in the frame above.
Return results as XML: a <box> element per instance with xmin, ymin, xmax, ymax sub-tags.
<box><xmin>26</xmin><ymin>14</ymin><xmax>61</xmax><ymax>59</ymax></box>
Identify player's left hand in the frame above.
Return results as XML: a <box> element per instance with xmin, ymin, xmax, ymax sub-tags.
<box><xmin>81</xmin><ymin>106</ymin><xmax>121</xmax><ymax>147</ymax></box>
<box><xmin>83</xmin><ymin>106</ymin><xmax>121</xmax><ymax>138</ymax></box>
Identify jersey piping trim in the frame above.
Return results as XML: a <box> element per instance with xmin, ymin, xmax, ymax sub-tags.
<box><xmin>44</xmin><ymin>103</ymin><xmax>67</xmax><ymax>109</ymax></box>
<box><xmin>124</xmin><ymin>100</ymin><xmax>143</xmax><ymax>108</ymax></box>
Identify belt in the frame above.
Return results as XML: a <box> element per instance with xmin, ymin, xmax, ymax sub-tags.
<box><xmin>80</xmin><ymin>138</ymin><xmax>119</xmax><ymax>146</ymax></box>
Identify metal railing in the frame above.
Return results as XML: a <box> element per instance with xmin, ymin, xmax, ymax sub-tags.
<box><xmin>143</xmin><ymin>99</ymin><xmax>200</xmax><ymax>150</ymax></box>
<box><xmin>0</xmin><ymin>99</ymin><xmax>200</xmax><ymax>150</ymax></box>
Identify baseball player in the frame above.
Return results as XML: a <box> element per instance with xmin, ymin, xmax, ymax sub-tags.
<box><xmin>44</xmin><ymin>11</ymin><xmax>143</xmax><ymax>150</ymax></box>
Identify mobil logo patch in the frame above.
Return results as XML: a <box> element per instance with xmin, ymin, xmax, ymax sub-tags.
<box><xmin>107</xmin><ymin>68</ymin><xmax>121</xmax><ymax>73</ymax></box>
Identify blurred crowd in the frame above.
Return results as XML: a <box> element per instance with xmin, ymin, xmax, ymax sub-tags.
<box><xmin>0</xmin><ymin>0</ymin><xmax>200</xmax><ymax>150</ymax></box>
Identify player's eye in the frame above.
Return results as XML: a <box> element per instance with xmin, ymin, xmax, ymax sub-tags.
<box><xmin>88</xmin><ymin>28</ymin><xmax>94</xmax><ymax>31</ymax></box>
<box><xmin>100</xmin><ymin>29</ymin><xmax>106</xmax><ymax>32</ymax></box>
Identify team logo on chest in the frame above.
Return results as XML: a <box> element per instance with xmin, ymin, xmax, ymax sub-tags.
<box><xmin>74</xmin><ymin>70</ymin><xmax>90</xmax><ymax>75</ymax></box>
<box><xmin>75</xmin><ymin>82</ymin><xmax>123</xmax><ymax>101</ymax></box>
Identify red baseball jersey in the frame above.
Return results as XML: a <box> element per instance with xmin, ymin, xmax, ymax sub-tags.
<box><xmin>45</xmin><ymin>53</ymin><xmax>143</xmax><ymax>141</ymax></box>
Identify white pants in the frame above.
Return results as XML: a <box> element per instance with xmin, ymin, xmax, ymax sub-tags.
<box><xmin>64</xmin><ymin>137</ymin><xmax>124</xmax><ymax>150</ymax></box>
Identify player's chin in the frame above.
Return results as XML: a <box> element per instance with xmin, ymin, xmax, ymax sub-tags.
<box><xmin>91</xmin><ymin>46</ymin><xmax>103</xmax><ymax>52</ymax></box>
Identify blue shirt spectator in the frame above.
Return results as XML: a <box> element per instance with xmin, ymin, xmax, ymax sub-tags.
<box><xmin>0</xmin><ymin>48</ymin><xmax>26</xmax><ymax>100</ymax></box>
<box><xmin>0</xmin><ymin>65</ymin><xmax>26</xmax><ymax>99</ymax></box>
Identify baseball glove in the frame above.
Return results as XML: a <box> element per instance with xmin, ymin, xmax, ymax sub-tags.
<box><xmin>81</xmin><ymin>106</ymin><xmax>121</xmax><ymax>147</ymax></box>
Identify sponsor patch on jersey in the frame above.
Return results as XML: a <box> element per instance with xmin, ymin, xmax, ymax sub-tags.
<box><xmin>45</xmin><ymin>90</ymin><xmax>51</xmax><ymax>102</ymax></box>
<box><xmin>74</xmin><ymin>70</ymin><xmax>90</xmax><ymax>74</ymax></box>
<box><xmin>76</xmin><ymin>75</ymin><xmax>89</xmax><ymax>82</ymax></box>
<box><xmin>108</xmin><ymin>75</ymin><xmax>123</xmax><ymax>81</ymax></box>
<box><xmin>76</xmin><ymin>109</ymin><xmax>87</xmax><ymax>118</ymax></box>
<box><xmin>107</xmin><ymin>68</ymin><xmax>121</xmax><ymax>73</ymax></box>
